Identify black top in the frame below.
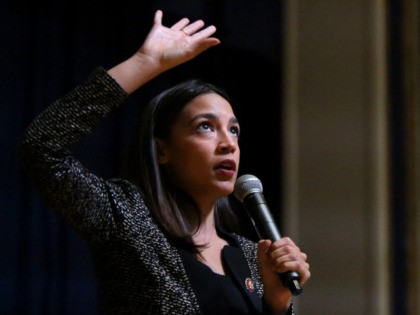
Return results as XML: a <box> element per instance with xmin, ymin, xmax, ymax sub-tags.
<box><xmin>179</xmin><ymin>246</ymin><xmax>257</xmax><ymax>314</ymax></box>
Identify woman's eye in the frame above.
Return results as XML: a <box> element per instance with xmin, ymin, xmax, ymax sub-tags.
<box><xmin>197</xmin><ymin>122</ymin><xmax>213</xmax><ymax>132</ymax></box>
<box><xmin>230</xmin><ymin>126</ymin><xmax>240</xmax><ymax>137</ymax></box>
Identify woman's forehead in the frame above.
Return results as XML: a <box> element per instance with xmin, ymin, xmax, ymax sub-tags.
<box><xmin>182</xmin><ymin>93</ymin><xmax>234</xmax><ymax>116</ymax></box>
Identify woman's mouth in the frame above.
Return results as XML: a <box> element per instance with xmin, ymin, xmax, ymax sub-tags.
<box><xmin>214</xmin><ymin>159</ymin><xmax>236</xmax><ymax>176</ymax></box>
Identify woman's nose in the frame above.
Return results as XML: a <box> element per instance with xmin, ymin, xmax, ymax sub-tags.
<box><xmin>217</xmin><ymin>132</ymin><xmax>237</xmax><ymax>153</ymax></box>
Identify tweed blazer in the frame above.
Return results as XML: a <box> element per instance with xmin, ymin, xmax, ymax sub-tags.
<box><xmin>20</xmin><ymin>68</ymin><xmax>294</xmax><ymax>314</ymax></box>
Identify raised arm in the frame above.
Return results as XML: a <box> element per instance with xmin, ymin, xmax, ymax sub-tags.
<box><xmin>108</xmin><ymin>9</ymin><xmax>220</xmax><ymax>94</ymax></box>
<box><xmin>19</xmin><ymin>10</ymin><xmax>220</xmax><ymax>240</ymax></box>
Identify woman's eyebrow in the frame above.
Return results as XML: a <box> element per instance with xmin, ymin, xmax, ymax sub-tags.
<box><xmin>189</xmin><ymin>113</ymin><xmax>239</xmax><ymax>125</ymax></box>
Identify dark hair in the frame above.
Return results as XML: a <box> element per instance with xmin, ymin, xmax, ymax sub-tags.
<box><xmin>123</xmin><ymin>79</ymin><xmax>239</xmax><ymax>251</ymax></box>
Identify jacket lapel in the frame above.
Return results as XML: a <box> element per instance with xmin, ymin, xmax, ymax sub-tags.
<box><xmin>222</xmin><ymin>245</ymin><xmax>262</xmax><ymax>313</ymax></box>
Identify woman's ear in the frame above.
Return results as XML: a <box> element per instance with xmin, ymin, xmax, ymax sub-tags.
<box><xmin>155</xmin><ymin>138</ymin><xmax>169</xmax><ymax>164</ymax></box>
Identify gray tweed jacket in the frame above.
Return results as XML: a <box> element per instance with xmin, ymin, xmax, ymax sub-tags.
<box><xmin>20</xmin><ymin>68</ymin><xmax>294</xmax><ymax>314</ymax></box>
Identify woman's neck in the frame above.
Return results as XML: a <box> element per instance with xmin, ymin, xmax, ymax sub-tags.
<box><xmin>192</xmin><ymin>213</ymin><xmax>217</xmax><ymax>245</ymax></box>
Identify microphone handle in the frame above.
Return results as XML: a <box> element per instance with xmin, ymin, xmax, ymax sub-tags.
<box><xmin>244</xmin><ymin>193</ymin><xmax>303</xmax><ymax>296</ymax></box>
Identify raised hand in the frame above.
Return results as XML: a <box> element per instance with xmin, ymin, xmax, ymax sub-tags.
<box><xmin>108</xmin><ymin>10</ymin><xmax>220</xmax><ymax>94</ymax></box>
<box><xmin>138</xmin><ymin>10</ymin><xmax>220</xmax><ymax>71</ymax></box>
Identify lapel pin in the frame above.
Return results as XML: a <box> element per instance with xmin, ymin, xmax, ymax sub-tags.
<box><xmin>245</xmin><ymin>278</ymin><xmax>255</xmax><ymax>292</ymax></box>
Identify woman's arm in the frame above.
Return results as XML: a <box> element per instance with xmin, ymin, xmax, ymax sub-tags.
<box><xmin>19</xmin><ymin>10</ymin><xmax>220</xmax><ymax>240</ymax></box>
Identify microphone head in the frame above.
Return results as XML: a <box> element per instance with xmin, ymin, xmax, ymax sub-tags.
<box><xmin>234</xmin><ymin>174</ymin><xmax>263</xmax><ymax>202</ymax></box>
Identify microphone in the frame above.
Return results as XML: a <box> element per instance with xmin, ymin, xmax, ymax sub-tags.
<box><xmin>234</xmin><ymin>174</ymin><xmax>303</xmax><ymax>296</ymax></box>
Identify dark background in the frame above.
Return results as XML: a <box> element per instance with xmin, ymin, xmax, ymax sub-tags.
<box><xmin>0</xmin><ymin>1</ymin><xmax>284</xmax><ymax>313</ymax></box>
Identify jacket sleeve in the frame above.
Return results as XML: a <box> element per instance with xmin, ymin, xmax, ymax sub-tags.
<box><xmin>19</xmin><ymin>67</ymin><xmax>130</xmax><ymax>242</ymax></box>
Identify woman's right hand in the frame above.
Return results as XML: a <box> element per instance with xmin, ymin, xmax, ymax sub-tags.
<box><xmin>138</xmin><ymin>9</ymin><xmax>220</xmax><ymax>72</ymax></box>
<box><xmin>108</xmin><ymin>10</ymin><xmax>220</xmax><ymax>94</ymax></box>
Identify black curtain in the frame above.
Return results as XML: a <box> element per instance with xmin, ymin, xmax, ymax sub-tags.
<box><xmin>387</xmin><ymin>0</ymin><xmax>413</xmax><ymax>314</ymax></box>
<box><xmin>1</xmin><ymin>0</ymin><xmax>283</xmax><ymax>313</ymax></box>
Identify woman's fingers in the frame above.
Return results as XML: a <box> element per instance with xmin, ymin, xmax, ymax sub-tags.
<box><xmin>153</xmin><ymin>10</ymin><xmax>163</xmax><ymax>25</ymax></box>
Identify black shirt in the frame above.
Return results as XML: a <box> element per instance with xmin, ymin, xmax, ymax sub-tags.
<box><xmin>178</xmin><ymin>244</ymin><xmax>262</xmax><ymax>315</ymax></box>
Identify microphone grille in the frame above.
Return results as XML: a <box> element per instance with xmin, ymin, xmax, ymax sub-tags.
<box><xmin>234</xmin><ymin>174</ymin><xmax>263</xmax><ymax>202</ymax></box>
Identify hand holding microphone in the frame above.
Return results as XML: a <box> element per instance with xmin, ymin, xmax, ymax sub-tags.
<box><xmin>234</xmin><ymin>174</ymin><xmax>303</xmax><ymax>296</ymax></box>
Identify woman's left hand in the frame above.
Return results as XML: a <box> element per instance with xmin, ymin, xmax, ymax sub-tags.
<box><xmin>257</xmin><ymin>237</ymin><xmax>310</xmax><ymax>313</ymax></box>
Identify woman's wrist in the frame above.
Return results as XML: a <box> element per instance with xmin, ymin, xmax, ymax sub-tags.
<box><xmin>107</xmin><ymin>53</ymin><xmax>162</xmax><ymax>94</ymax></box>
<box><xmin>263</xmin><ymin>298</ymin><xmax>294</xmax><ymax>315</ymax></box>
<box><xmin>271</xmin><ymin>302</ymin><xmax>293</xmax><ymax>315</ymax></box>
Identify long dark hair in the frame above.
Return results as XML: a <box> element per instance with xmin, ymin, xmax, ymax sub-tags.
<box><xmin>123</xmin><ymin>79</ymin><xmax>239</xmax><ymax>251</ymax></box>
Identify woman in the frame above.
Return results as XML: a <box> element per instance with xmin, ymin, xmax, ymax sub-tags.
<box><xmin>20</xmin><ymin>10</ymin><xmax>310</xmax><ymax>314</ymax></box>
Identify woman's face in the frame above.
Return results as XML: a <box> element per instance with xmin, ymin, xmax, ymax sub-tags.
<box><xmin>156</xmin><ymin>92</ymin><xmax>240</xmax><ymax>205</ymax></box>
